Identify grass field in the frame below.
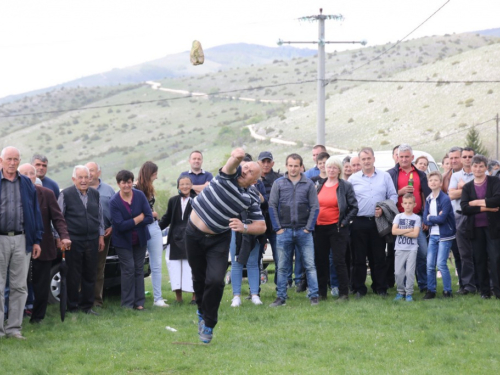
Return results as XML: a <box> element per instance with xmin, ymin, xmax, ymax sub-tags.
<box><xmin>1</xmin><ymin>265</ymin><xmax>500</xmax><ymax>374</ymax></box>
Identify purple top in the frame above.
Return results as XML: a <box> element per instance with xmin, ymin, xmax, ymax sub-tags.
<box><xmin>474</xmin><ymin>179</ymin><xmax>488</xmax><ymax>228</ymax></box>
<box><xmin>120</xmin><ymin>194</ymin><xmax>139</xmax><ymax>245</ymax></box>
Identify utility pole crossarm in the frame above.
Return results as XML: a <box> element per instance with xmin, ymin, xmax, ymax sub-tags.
<box><xmin>277</xmin><ymin>8</ymin><xmax>367</xmax><ymax>145</ymax></box>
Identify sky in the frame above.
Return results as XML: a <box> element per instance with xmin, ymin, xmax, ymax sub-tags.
<box><xmin>1</xmin><ymin>0</ymin><xmax>499</xmax><ymax>99</ymax></box>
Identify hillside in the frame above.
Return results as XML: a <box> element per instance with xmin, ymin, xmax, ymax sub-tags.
<box><xmin>1</xmin><ymin>32</ymin><xmax>499</xmax><ymax>200</ymax></box>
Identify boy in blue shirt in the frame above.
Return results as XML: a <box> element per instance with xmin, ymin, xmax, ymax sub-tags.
<box><xmin>392</xmin><ymin>193</ymin><xmax>421</xmax><ymax>302</ymax></box>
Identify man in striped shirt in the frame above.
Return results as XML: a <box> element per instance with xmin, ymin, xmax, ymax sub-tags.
<box><xmin>185</xmin><ymin>148</ymin><xmax>266</xmax><ymax>344</ymax></box>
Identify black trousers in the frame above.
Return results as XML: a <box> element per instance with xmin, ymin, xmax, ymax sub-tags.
<box><xmin>350</xmin><ymin>217</ymin><xmax>388</xmax><ymax>295</ymax></box>
<box><xmin>66</xmin><ymin>239</ymin><xmax>99</xmax><ymax>311</ymax></box>
<box><xmin>115</xmin><ymin>245</ymin><xmax>147</xmax><ymax>308</ymax></box>
<box><xmin>31</xmin><ymin>259</ymin><xmax>52</xmax><ymax>320</ymax></box>
<box><xmin>450</xmin><ymin>238</ymin><xmax>463</xmax><ymax>289</ymax></box>
<box><xmin>385</xmin><ymin>242</ymin><xmax>396</xmax><ymax>288</ymax></box>
<box><xmin>472</xmin><ymin>227</ymin><xmax>500</xmax><ymax>297</ymax></box>
<box><xmin>314</xmin><ymin>224</ymin><xmax>350</xmax><ymax>297</ymax></box>
<box><xmin>185</xmin><ymin>221</ymin><xmax>231</xmax><ymax>329</ymax></box>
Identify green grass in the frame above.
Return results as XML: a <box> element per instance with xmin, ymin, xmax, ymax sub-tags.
<box><xmin>2</xmin><ymin>265</ymin><xmax>500</xmax><ymax>374</ymax></box>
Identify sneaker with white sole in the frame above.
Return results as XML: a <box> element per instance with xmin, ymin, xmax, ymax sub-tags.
<box><xmin>231</xmin><ymin>296</ymin><xmax>242</xmax><ymax>307</ymax></box>
<box><xmin>153</xmin><ymin>300</ymin><xmax>169</xmax><ymax>307</ymax></box>
<box><xmin>251</xmin><ymin>295</ymin><xmax>263</xmax><ymax>305</ymax></box>
<box><xmin>199</xmin><ymin>325</ymin><xmax>213</xmax><ymax>344</ymax></box>
<box><xmin>331</xmin><ymin>287</ymin><xmax>339</xmax><ymax>297</ymax></box>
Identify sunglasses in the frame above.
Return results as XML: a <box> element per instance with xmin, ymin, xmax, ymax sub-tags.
<box><xmin>462</xmin><ymin>156</ymin><xmax>473</xmax><ymax>159</ymax></box>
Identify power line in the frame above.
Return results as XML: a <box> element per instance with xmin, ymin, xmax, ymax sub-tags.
<box><xmin>334</xmin><ymin>78</ymin><xmax>500</xmax><ymax>84</ymax></box>
<box><xmin>326</xmin><ymin>0</ymin><xmax>452</xmax><ymax>84</ymax></box>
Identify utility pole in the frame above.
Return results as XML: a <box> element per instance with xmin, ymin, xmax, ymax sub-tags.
<box><xmin>496</xmin><ymin>113</ymin><xmax>499</xmax><ymax>159</ymax></box>
<box><xmin>278</xmin><ymin>9</ymin><xmax>366</xmax><ymax>145</ymax></box>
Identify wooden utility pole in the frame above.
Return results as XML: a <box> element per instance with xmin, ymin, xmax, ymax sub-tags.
<box><xmin>278</xmin><ymin>9</ymin><xmax>366</xmax><ymax>145</ymax></box>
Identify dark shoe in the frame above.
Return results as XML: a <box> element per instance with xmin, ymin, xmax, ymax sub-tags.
<box><xmin>296</xmin><ymin>281</ymin><xmax>307</xmax><ymax>293</ymax></box>
<box><xmin>29</xmin><ymin>318</ymin><xmax>42</xmax><ymax>324</ymax></box>
<box><xmin>7</xmin><ymin>333</ymin><xmax>26</xmax><ymax>340</ymax></box>
<box><xmin>133</xmin><ymin>306</ymin><xmax>146</xmax><ymax>311</ymax></box>
<box><xmin>420</xmin><ymin>288</ymin><xmax>427</xmax><ymax>294</ymax></box>
<box><xmin>269</xmin><ymin>298</ymin><xmax>286</xmax><ymax>307</ymax></box>
<box><xmin>423</xmin><ymin>291</ymin><xmax>436</xmax><ymax>300</ymax></box>
<box><xmin>189</xmin><ymin>300</ymin><xmax>197</xmax><ymax>305</ymax></box>
<box><xmin>319</xmin><ymin>295</ymin><xmax>327</xmax><ymax>301</ymax></box>
<box><xmin>337</xmin><ymin>295</ymin><xmax>349</xmax><ymax>301</ymax></box>
<box><xmin>310</xmin><ymin>297</ymin><xmax>319</xmax><ymax>306</ymax></box>
<box><xmin>23</xmin><ymin>309</ymin><xmax>33</xmax><ymax>317</ymax></box>
<box><xmin>442</xmin><ymin>291</ymin><xmax>453</xmax><ymax>298</ymax></box>
<box><xmin>457</xmin><ymin>288</ymin><xmax>475</xmax><ymax>295</ymax></box>
<box><xmin>84</xmin><ymin>309</ymin><xmax>100</xmax><ymax>316</ymax></box>
<box><xmin>378</xmin><ymin>291</ymin><xmax>388</xmax><ymax>298</ymax></box>
<box><xmin>481</xmin><ymin>294</ymin><xmax>491</xmax><ymax>299</ymax></box>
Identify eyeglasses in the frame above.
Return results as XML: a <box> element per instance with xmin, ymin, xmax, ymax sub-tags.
<box><xmin>462</xmin><ymin>156</ymin><xmax>474</xmax><ymax>159</ymax></box>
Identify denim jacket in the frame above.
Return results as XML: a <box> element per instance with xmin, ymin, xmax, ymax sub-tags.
<box><xmin>423</xmin><ymin>191</ymin><xmax>456</xmax><ymax>241</ymax></box>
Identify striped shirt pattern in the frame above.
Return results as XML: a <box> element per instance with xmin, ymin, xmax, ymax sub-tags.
<box><xmin>192</xmin><ymin>166</ymin><xmax>264</xmax><ymax>234</ymax></box>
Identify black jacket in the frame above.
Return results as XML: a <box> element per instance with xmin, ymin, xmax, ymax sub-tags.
<box><xmin>386</xmin><ymin>163</ymin><xmax>431</xmax><ymax>214</ymax></box>
<box><xmin>460</xmin><ymin>176</ymin><xmax>500</xmax><ymax>240</ymax></box>
<box><xmin>159</xmin><ymin>190</ymin><xmax>196</xmax><ymax>260</ymax></box>
<box><xmin>316</xmin><ymin>178</ymin><xmax>359</xmax><ymax>227</ymax></box>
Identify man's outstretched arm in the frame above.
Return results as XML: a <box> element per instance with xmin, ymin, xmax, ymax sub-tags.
<box><xmin>222</xmin><ymin>148</ymin><xmax>245</xmax><ymax>175</ymax></box>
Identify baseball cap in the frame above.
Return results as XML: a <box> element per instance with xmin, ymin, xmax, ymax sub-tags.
<box><xmin>258</xmin><ymin>151</ymin><xmax>273</xmax><ymax>161</ymax></box>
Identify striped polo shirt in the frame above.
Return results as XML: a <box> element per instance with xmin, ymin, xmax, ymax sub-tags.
<box><xmin>192</xmin><ymin>166</ymin><xmax>264</xmax><ymax>234</ymax></box>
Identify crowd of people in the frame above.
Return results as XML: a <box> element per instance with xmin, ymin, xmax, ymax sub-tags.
<box><xmin>1</xmin><ymin>141</ymin><xmax>500</xmax><ymax>344</ymax></box>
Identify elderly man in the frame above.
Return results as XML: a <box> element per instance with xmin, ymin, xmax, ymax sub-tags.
<box><xmin>0</xmin><ymin>147</ymin><xmax>43</xmax><ymax>340</ymax></box>
<box><xmin>387</xmin><ymin>144</ymin><xmax>431</xmax><ymax>293</ymax></box>
<box><xmin>179</xmin><ymin>150</ymin><xmax>213</xmax><ymax>194</ymax></box>
<box><xmin>58</xmin><ymin>165</ymin><xmax>105</xmax><ymax>315</ymax></box>
<box><xmin>304</xmin><ymin>145</ymin><xmax>327</xmax><ymax>179</ymax></box>
<box><xmin>18</xmin><ymin>164</ymin><xmax>71</xmax><ymax>324</ymax></box>
<box><xmin>186</xmin><ymin>148</ymin><xmax>266</xmax><ymax>343</ymax></box>
<box><xmin>86</xmin><ymin>162</ymin><xmax>116</xmax><ymax>308</ymax></box>
<box><xmin>350</xmin><ymin>156</ymin><xmax>362</xmax><ymax>174</ymax></box>
<box><xmin>349</xmin><ymin>147</ymin><xmax>398</xmax><ymax>298</ymax></box>
<box><xmin>31</xmin><ymin>154</ymin><xmax>60</xmax><ymax>199</ymax></box>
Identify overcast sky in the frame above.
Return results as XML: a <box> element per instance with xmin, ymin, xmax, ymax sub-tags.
<box><xmin>1</xmin><ymin>0</ymin><xmax>499</xmax><ymax>99</ymax></box>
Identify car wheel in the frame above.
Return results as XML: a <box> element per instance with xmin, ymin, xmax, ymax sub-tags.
<box><xmin>225</xmin><ymin>270</ymin><xmax>231</xmax><ymax>285</ymax></box>
<box><xmin>260</xmin><ymin>269</ymin><xmax>268</xmax><ymax>284</ymax></box>
<box><xmin>48</xmin><ymin>265</ymin><xmax>61</xmax><ymax>304</ymax></box>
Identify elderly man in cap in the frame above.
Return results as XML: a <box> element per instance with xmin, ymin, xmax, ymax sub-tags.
<box><xmin>258</xmin><ymin>151</ymin><xmax>283</xmax><ymax>284</ymax></box>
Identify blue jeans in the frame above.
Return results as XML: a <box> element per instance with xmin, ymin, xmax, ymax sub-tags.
<box><xmin>287</xmin><ymin>246</ymin><xmax>304</xmax><ymax>285</ymax></box>
<box><xmin>329</xmin><ymin>251</ymin><xmax>338</xmax><ymax>288</ymax></box>
<box><xmin>427</xmin><ymin>236</ymin><xmax>452</xmax><ymax>293</ymax></box>
<box><xmin>277</xmin><ymin>228</ymin><xmax>318</xmax><ymax>299</ymax></box>
<box><xmin>416</xmin><ymin>229</ymin><xmax>428</xmax><ymax>291</ymax></box>
<box><xmin>265</xmin><ymin>232</ymin><xmax>278</xmax><ymax>285</ymax></box>
<box><xmin>230</xmin><ymin>232</ymin><xmax>260</xmax><ymax>295</ymax></box>
<box><xmin>147</xmin><ymin>221</ymin><xmax>164</xmax><ymax>302</ymax></box>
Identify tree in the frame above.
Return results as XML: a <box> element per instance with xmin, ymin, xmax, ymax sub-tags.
<box><xmin>465</xmin><ymin>127</ymin><xmax>488</xmax><ymax>156</ymax></box>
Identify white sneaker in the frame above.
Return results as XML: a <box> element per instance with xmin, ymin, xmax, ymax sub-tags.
<box><xmin>154</xmin><ymin>300</ymin><xmax>169</xmax><ymax>307</ymax></box>
<box><xmin>251</xmin><ymin>295</ymin><xmax>263</xmax><ymax>305</ymax></box>
<box><xmin>231</xmin><ymin>296</ymin><xmax>242</xmax><ymax>307</ymax></box>
<box><xmin>331</xmin><ymin>287</ymin><xmax>339</xmax><ymax>297</ymax></box>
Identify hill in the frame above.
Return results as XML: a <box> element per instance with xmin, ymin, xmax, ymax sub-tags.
<box><xmin>1</xmin><ymin>31</ymin><xmax>499</xmax><ymax>202</ymax></box>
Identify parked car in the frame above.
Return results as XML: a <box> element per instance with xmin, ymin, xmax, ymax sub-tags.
<box><xmin>48</xmin><ymin>245</ymin><xmax>151</xmax><ymax>304</ymax></box>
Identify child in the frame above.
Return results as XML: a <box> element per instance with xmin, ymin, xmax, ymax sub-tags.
<box><xmin>392</xmin><ymin>193</ymin><xmax>421</xmax><ymax>302</ymax></box>
<box><xmin>423</xmin><ymin>171</ymin><xmax>456</xmax><ymax>299</ymax></box>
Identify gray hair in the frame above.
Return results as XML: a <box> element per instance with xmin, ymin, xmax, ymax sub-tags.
<box><xmin>487</xmin><ymin>159</ymin><xmax>500</xmax><ymax>172</ymax></box>
<box><xmin>325</xmin><ymin>156</ymin><xmax>344</xmax><ymax>180</ymax></box>
<box><xmin>1</xmin><ymin>146</ymin><xmax>21</xmax><ymax>159</ymax></box>
<box><xmin>31</xmin><ymin>153</ymin><xmax>48</xmax><ymax>164</ymax></box>
<box><xmin>72</xmin><ymin>165</ymin><xmax>90</xmax><ymax>178</ymax></box>
<box><xmin>35</xmin><ymin>178</ymin><xmax>43</xmax><ymax>186</ymax></box>
<box><xmin>448</xmin><ymin>146</ymin><xmax>463</xmax><ymax>155</ymax></box>
<box><xmin>86</xmin><ymin>161</ymin><xmax>101</xmax><ymax>171</ymax></box>
<box><xmin>398</xmin><ymin>143</ymin><xmax>413</xmax><ymax>154</ymax></box>
<box><xmin>358</xmin><ymin>147</ymin><xmax>374</xmax><ymax>157</ymax></box>
<box><xmin>471</xmin><ymin>155</ymin><xmax>488</xmax><ymax>167</ymax></box>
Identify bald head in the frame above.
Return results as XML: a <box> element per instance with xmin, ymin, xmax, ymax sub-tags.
<box><xmin>350</xmin><ymin>156</ymin><xmax>361</xmax><ymax>173</ymax></box>
<box><xmin>238</xmin><ymin>161</ymin><xmax>262</xmax><ymax>188</ymax></box>
<box><xmin>19</xmin><ymin>163</ymin><xmax>37</xmax><ymax>184</ymax></box>
<box><xmin>86</xmin><ymin>161</ymin><xmax>101</xmax><ymax>187</ymax></box>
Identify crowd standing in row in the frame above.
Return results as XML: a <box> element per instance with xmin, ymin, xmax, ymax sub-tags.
<box><xmin>1</xmin><ymin>142</ymin><xmax>500</xmax><ymax>345</ymax></box>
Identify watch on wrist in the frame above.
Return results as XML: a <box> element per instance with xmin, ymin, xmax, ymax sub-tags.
<box><xmin>243</xmin><ymin>224</ymin><xmax>248</xmax><ymax>233</ymax></box>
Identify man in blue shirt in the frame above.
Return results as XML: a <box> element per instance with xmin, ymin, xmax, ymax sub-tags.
<box><xmin>304</xmin><ymin>145</ymin><xmax>326</xmax><ymax>179</ymax></box>
<box><xmin>179</xmin><ymin>150</ymin><xmax>213</xmax><ymax>194</ymax></box>
<box><xmin>349</xmin><ymin>147</ymin><xmax>398</xmax><ymax>298</ymax></box>
<box><xmin>31</xmin><ymin>154</ymin><xmax>60</xmax><ymax>199</ymax></box>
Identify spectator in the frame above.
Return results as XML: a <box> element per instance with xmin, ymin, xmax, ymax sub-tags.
<box><xmin>0</xmin><ymin>147</ymin><xmax>43</xmax><ymax>340</ymax></box>
<box><xmin>415</xmin><ymin>156</ymin><xmax>429</xmax><ymax>173</ymax></box>
<box><xmin>310</xmin><ymin>152</ymin><xmax>330</xmax><ymax>184</ymax></box>
<box><xmin>185</xmin><ymin>148</ymin><xmax>265</xmax><ymax>343</ymax></box>
<box><xmin>460</xmin><ymin>155</ymin><xmax>500</xmax><ymax>299</ymax></box>
<box><xmin>314</xmin><ymin>157</ymin><xmax>358</xmax><ymax>300</ymax></box>
<box><xmin>268</xmin><ymin>153</ymin><xmax>320</xmax><ymax>306</ymax></box>
<box><xmin>110</xmin><ymin>170</ymin><xmax>153</xmax><ymax>309</ymax></box>
<box><xmin>392</xmin><ymin>193</ymin><xmax>421</xmax><ymax>302</ymax></box>
<box><xmin>135</xmin><ymin>162</ymin><xmax>168</xmax><ymax>307</ymax></box>
<box><xmin>349</xmin><ymin>147</ymin><xmax>398</xmax><ymax>298</ymax></box>
<box><xmin>31</xmin><ymin>154</ymin><xmax>60</xmax><ymax>199</ymax></box>
<box><xmin>350</xmin><ymin>156</ymin><xmax>361</xmax><ymax>174</ymax></box>
<box><xmin>487</xmin><ymin>159</ymin><xmax>500</xmax><ymax>175</ymax></box>
<box><xmin>442</xmin><ymin>147</ymin><xmax>463</xmax><ymax>194</ymax></box>
<box><xmin>58</xmin><ymin>165</ymin><xmax>104</xmax><ymax>315</ymax></box>
<box><xmin>304</xmin><ymin>145</ymin><xmax>327</xmax><ymax>179</ymax></box>
<box><xmin>179</xmin><ymin>151</ymin><xmax>213</xmax><ymax>194</ymax></box>
<box><xmin>18</xmin><ymin>164</ymin><xmax>70</xmax><ymax>324</ymax></box>
<box><xmin>423</xmin><ymin>171</ymin><xmax>456</xmax><ymax>300</ymax></box>
<box><xmin>449</xmin><ymin>147</ymin><xmax>477</xmax><ymax>295</ymax></box>
<box><xmin>86</xmin><ymin>162</ymin><xmax>116</xmax><ymax>308</ymax></box>
<box><xmin>159</xmin><ymin>176</ymin><xmax>196</xmax><ymax>304</ymax></box>
<box><xmin>441</xmin><ymin>155</ymin><xmax>451</xmax><ymax>174</ymax></box>
<box><xmin>387</xmin><ymin>144</ymin><xmax>430</xmax><ymax>293</ymax></box>
<box><xmin>342</xmin><ymin>156</ymin><xmax>353</xmax><ymax>180</ymax></box>
<box><xmin>392</xmin><ymin>145</ymin><xmax>400</xmax><ymax>164</ymax></box>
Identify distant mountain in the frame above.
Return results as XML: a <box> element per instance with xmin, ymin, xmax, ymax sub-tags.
<box><xmin>0</xmin><ymin>43</ymin><xmax>316</xmax><ymax>104</ymax></box>
<box><xmin>474</xmin><ymin>27</ymin><xmax>500</xmax><ymax>37</ymax></box>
